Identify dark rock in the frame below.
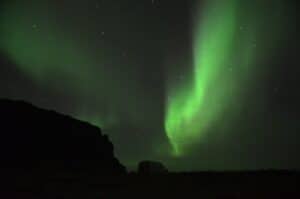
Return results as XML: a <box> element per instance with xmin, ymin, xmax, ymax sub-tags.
<box><xmin>138</xmin><ymin>160</ymin><xmax>168</xmax><ymax>174</ymax></box>
<box><xmin>0</xmin><ymin>99</ymin><xmax>126</xmax><ymax>175</ymax></box>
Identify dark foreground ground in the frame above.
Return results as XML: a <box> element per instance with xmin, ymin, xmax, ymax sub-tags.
<box><xmin>2</xmin><ymin>170</ymin><xmax>300</xmax><ymax>198</ymax></box>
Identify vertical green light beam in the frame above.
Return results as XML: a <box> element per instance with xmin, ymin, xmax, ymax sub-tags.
<box><xmin>165</xmin><ymin>0</ymin><xmax>258</xmax><ymax>156</ymax></box>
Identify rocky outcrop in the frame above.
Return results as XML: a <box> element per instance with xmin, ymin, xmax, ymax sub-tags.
<box><xmin>138</xmin><ymin>160</ymin><xmax>168</xmax><ymax>174</ymax></box>
<box><xmin>0</xmin><ymin>99</ymin><xmax>126</xmax><ymax>175</ymax></box>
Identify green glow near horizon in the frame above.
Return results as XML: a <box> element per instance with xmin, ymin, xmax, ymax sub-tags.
<box><xmin>0</xmin><ymin>1</ymin><xmax>136</xmax><ymax>131</ymax></box>
<box><xmin>0</xmin><ymin>0</ymin><xmax>168</xmax><ymax>164</ymax></box>
<box><xmin>165</xmin><ymin>0</ymin><xmax>263</xmax><ymax>156</ymax></box>
<box><xmin>0</xmin><ymin>1</ymin><xmax>115</xmax><ymax>130</ymax></box>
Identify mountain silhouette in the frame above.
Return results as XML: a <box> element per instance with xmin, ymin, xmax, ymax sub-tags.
<box><xmin>0</xmin><ymin>99</ymin><xmax>300</xmax><ymax>198</ymax></box>
<box><xmin>0</xmin><ymin>99</ymin><xmax>126</xmax><ymax>175</ymax></box>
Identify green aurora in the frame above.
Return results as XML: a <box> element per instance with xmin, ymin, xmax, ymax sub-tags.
<box><xmin>165</xmin><ymin>0</ymin><xmax>284</xmax><ymax>156</ymax></box>
<box><xmin>0</xmin><ymin>0</ymin><xmax>153</xmax><ymax>130</ymax></box>
<box><xmin>0</xmin><ymin>0</ymin><xmax>288</xmax><ymax>169</ymax></box>
<box><xmin>0</xmin><ymin>0</ymin><xmax>167</xmax><ymax>165</ymax></box>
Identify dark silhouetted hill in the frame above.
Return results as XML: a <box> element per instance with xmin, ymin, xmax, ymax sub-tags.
<box><xmin>1</xmin><ymin>99</ymin><xmax>300</xmax><ymax>198</ymax></box>
<box><xmin>0</xmin><ymin>99</ymin><xmax>126</xmax><ymax>175</ymax></box>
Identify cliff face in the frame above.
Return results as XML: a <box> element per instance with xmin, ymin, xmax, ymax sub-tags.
<box><xmin>0</xmin><ymin>99</ymin><xmax>126</xmax><ymax>174</ymax></box>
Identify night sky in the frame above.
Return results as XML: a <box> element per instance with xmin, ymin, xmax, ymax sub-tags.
<box><xmin>0</xmin><ymin>0</ymin><xmax>299</xmax><ymax>171</ymax></box>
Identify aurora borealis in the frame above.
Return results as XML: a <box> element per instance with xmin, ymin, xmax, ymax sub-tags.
<box><xmin>0</xmin><ymin>0</ymin><xmax>300</xmax><ymax>170</ymax></box>
<box><xmin>165</xmin><ymin>0</ymin><xmax>274</xmax><ymax>156</ymax></box>
<box><xmin>166</xmin><ymin>0</ymin><xmax>239</xmax><ymax>155</ymax></box>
